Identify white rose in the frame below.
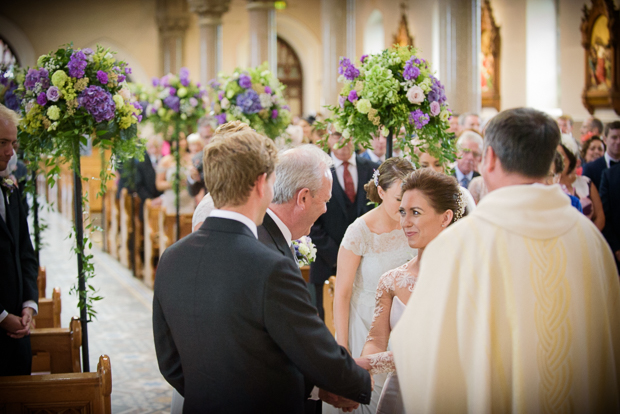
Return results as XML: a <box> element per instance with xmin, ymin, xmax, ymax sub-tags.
<box><xmin>118</xmin><ymin>87</ymin><xmax>131</xmax><ymax>101</ymax></box>
<box><xmin>298</xmin><ymin>244</ymin><xmax>310</xmax><ymax>256</ymax></box>
<box><xmin>406</xmin><ymin>86</ymin><xmax>425</xmax><ymax>105</ymax></box>
<box><xmin>439</xmin><ymin>109</ymin><xmax>450</xmax><ymax>123</ymax></box>
<box><xmin>342</xmin><ymin>129</ymin><xmax>351</xmax><ymax>139</ymax></box>
<box><xmin>259</xmin><ymin>93</ymin><xmax>273</xmax><ymax>109</ymax></box>
<box><xmin>221</xmin><ymin>98</ymin><xmax>230</xmax><ymax>109</ymax></box>
<box><xmin>419</xmin><ymin>78</ymin><xmax>432</xmax><ymax>93</ymax></box>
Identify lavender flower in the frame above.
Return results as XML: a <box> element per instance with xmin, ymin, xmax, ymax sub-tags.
<box><xmin>24</xmin><ymin>69</ymin><xmax>40</xmax><ymax>90</ymax></box>
<box><xmin>118</xmin><ymin>74</ymin><xmax>126</xmax><ymax>83</ymax></box>
<box><xmin>68</xmin><ymin>50</ymin><xmax>87</xmax><ymax>78</ymax></box>
<box><xmin>189</xmin><ymin>97</ymin><xmax>198</xmax><ymax>107</ymax></box>
<box><xmin>429</xmin><ymin>101</ymin><xmax>441</xmax><ymax>117</ymax></box>
<box><xmin>83</xmin><ymin>48</ymin><xmax>94</xmax><ymax>56</ymax></box>
<box><xmin>125</xmin><ymin>67</ymin><xmax>132</xmax><ymax>75</ymax></box>
<box><xmin>264</xmin><ymin>86</ymin><xmax>272</xmax><ymax>94</ymax></box>
<box><xmin>152</xmin><ymin>77</ymin><xmax>160</xmax><ymax>87</ymax></box>
<box><xmin>235</xmin><ymin>89</ymin><xmax>262</xmax><ymax>114</ymax></box>
<box><xmin>339</xmin><ymin>95</ymin><xmax>346</xmax><ymax>109</ymax></box>
<box><xmin>218</xmin><ymin>91</ymin><xmax>224</xmax><ymax>101</ymax></box>
<box><xmin>403</xmin><ymin>57</ymin><xmax>420</xmax><ymax>81</ymax></box>
<box><xmin>163</xmin><ymin>95</ymin><xmax>181</xmax><ymax>112</ymax></box>
<box><xmin>179</xmin><ymin>67</ymin><xmax>190</xmax><ymax>87</ymax></box>
<box><xmin>37</xmin><ymin>92</ymin><xmax>47</xmax><ymax>106</ymax></box>
<box><xmin>238</xmin><ymin>74</ymin><xmax>252</xmax><ymax>89</ymax></box>
<box><xmin>97</xmin><ymin>70</ymin><xmax>108</xmax><ymax>85</ymax></box>
<box><xmin>215</xmin><ymin>113</ymin><xmax>227</xmax><ymax>124</ymax></box>
<box><xmin>131</xmin><ymin>102</ymin><xmax>143</xmax><ymax>122</ymax></box>
<box><xmin>271</xmin><ymin>109</ymin><xmax>278</xmax><ymax>119</ymax></box>
<box><xmin>338</xmin><ymin>57</ymin><xmax>360</xmax><ymax>81</ymax></box>
<box><xmin>160</xmin><ymin>74</ymin><xmax>171</xmax><ymax>87</ymax></box>
<box><xmin>409</xmin><ymin>109</ymin><xmax>430</xmax><ymax>129</ymax></box>
<box><xmin>78</xmin><ymin>85</ymin><xmax>116</xmax><ymax>123</ymax></box>
<box><xmin>169</xmin><ymin>87</ymin><xmax>177</xmax><ymax>96</ymax></box>
<box><xmin>348</xmin><ymin>90</ymin><xmax>358</xmax><ymax>102</ymax></box>
<box><xmin>39</xmin><ymin>68</ymin><xmax>50</xmax><ymax>90</ymax></box>
<box><xmin>208</xmin><ymin>79</ymin><xmax>220</xmax><ymax>89</ymax></box>
<box><xmin>360</xmin><ymin>55</ymin><xmax>369</xmax><ymax>63</ymax></box>
<box><xmin>3</xmin><ymin>86</ymin><xmax>19</xmax><ymax>111</ymax></box>
<box><xmin>427</xmin><ymin>77</ymin><xmax>447</xmax><ymax>104</ymax></box>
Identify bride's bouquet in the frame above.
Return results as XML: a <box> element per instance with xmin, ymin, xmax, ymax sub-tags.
<box><xmin>292</xmin><ymin>236</ymin><xmax>317</xmax><ymax>268</ymax></box>
<box><xmin>208</xmin><ymin>63</ymin><xmax>291</xmax><ymax>139</ymax></box>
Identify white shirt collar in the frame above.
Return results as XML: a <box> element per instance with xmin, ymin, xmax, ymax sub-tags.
<box><xmin>209</xmin><ymin>209</ymin><xmax>258</xmax><ymax>239</ymax></box>
<box><xmin>365</xmin><ymin>149</ymin><xmax>385</xmax><ymax>163</ymax></box>
<box><xmin>266</xmin><ymin>208</ymin><xmax>292</xmax><ymax>246</ymax></box>
<box><xmin>331</xmin><ymin>152</ymin><xmax>357</xmax><ymax>169</ymax></box>
<box><xmin>605</xmin><ymin>152</ymin><xmax>619</xmax><ymax>168</ymax></box>
<box><xmin>454</xmin><ymin>165</ymin><xmax>474</xmax><ymax>182</ymax></box>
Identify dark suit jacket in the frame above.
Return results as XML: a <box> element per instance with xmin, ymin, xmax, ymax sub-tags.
<box><xmin>309</xmin><ymin>155</ymin><xmax>379</xmax><ymax>285</ymax></box>
<box><xmin>153</xmin><ymin>217</ymin><xmax>371</xmax><ymax>413</ymax></box>
<box><xmin>600</xmin><ymin>164</ymin><xmax>620</xmax><ymax>256</ymax></box>
<box><xmin>582</xmin><ymin>156</ymin><xmax>608</xmax><ymax>189</ymax></box>
<box><xmin>135</xmin><ymin>152</ymin><xmax>162</xmax><ymax>202</ymax></box>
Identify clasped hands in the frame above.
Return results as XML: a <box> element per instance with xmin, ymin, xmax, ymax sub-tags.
<box><xmin>0</xmin><ymin>307</ymin><xmax>34</xmax><ymax>339</ymax></box>
<box><xmin>318</xmin><ymin>356</ymin><xmax>374</xmax><ymax>412</ymax></box>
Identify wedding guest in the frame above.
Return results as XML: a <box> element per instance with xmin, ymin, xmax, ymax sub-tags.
<box><xmin>357</xmin><ymin>168</ymin><xmax>465</xmax><ymax>414</ymax></box>
<box><xmin>187</xmin><ymin>117</ymin><xmax>216</xmax><ymax>199</ymax></box>
<box><xmin>392</xmin><ymin>107</ymin><xmax>620</xmax><ymax>412</ymax></box>
<box><xmin>135</xmin><ymin>136</ymin><xmax>163</xmax><ymax>212</ymax></box>
<box><xmin>447</xmin><ymin>113</ymin><xmax>460</xmax><ymax>134</ymax></box>
<box><xmin>467</xmin><ymin>176</ymin><xmax>487</xmax><ymax>204</ymax></box>
<box><xmin>557</xmin><ymin>134</ymin><xmax>604</xmax><ymax>230</ymax></box>
<box><xmin>452</xmin><ymin>131</ymin><xmax>483</xmax><ymax>189</ymax></box>
<box><xmin>600</xmin><ymin>164</ymin><xmax>620</xmax><ymax>271</ymax></box>
<box><xmin>360</xmin><ymin>133</ymin><xmax>387</xmax><ymax>164</ymax></box>
<box><xmin>458</xmin><ymin>112</ymin><xmax>481</xmax><ymax>134</ymax></box>
<box><xmin>309</xmin><ymin>129</ymin><xmax>378</xmax><ymax>320</ymax></box>
<box><xmin>330</xmin><ymin>158</ymin><xmax>415</xmax><ymax>413</ymax></box>
<box><xmin>581</xmin><ymin>135</ymin><xmax>606</xmax><ymax>164</ymax></box>
<box><xmin>556</xmin><ymin>114</ymin><xmax>573</xmax><ymax>135</ymax></box>
<box><xmin>580</xmin><ymin>115</ymin><xmax>604</xmax><ymax>141</ymax></box>
<box><xmin>299</xmin><ymin>117</ymin><xmax>313</xmax><ymax>143</ymax></box>
<box><xmin>153</xmin><ymin>129</ymin><xmax>371</xmax><ymax>413</ymax></box>
<box><xmin>310</xmin><ymin>125</ymin><xmax>326</xmax><ymax>145</ymax></box>
<box><xmin>156</xmin><ymin>136</ymin><xmax>195</xmax><ymax>215</ymax></box>
<box><xmin>548</xmin><ymin>151</ymin><xmax>582</xmax><ymax>212</ymax></box>
<box><xmin>583</xmin><ymin>120</ymin><xmax>620</xmax><ymax>189</ymax></box>
<box><xmin>0</xmin><ymin>104</ymin><xmax>38</xmax><ymax>376</ymax></box>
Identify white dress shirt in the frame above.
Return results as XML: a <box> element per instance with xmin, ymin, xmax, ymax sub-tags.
<box><xmin>266</xmin><ymin>209</ymin><xmax>292</xmax><ymax>246</ymax></box>
<box><xmin>0</xmin><ymin>187</ymin><xmax>6</xmax><ymax>223</ymax></box>
<box><xmin>365</xmin><ymin>149</ymin><xmax>385</xmax><ymax>164</ymax></box>
<box><xmin>455</xmin><ymin>165</ymin><xmax>474</xmax><ymax>186</ymax></box>
<box><xmin>209</xmin><ymin>209</ymin><xmax>258</xmax><ymax>239</ymax></box>
<box><xmin>605</xmin><ymin>152</ymin><xmax>619</xmax><ymax>168</ymax></box>
<box><xmin>331</xmin><ymin>152</ymin><xmax>358</xmax><ymax>192</ymax></box>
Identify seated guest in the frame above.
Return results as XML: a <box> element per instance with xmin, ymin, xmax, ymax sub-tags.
<box><xmin>156</xmin><ymin>136</ymin><xmax>195</xmax><ymax>215</ymax></box>
<box><xmin>579</xmin><ymin>116</ymin><xmax>604</xmax><ymax>142</ymax></box>
<box><xmin>583</xmin><ymin>120</ymin><xmax>620</xmax><ymax>189</ymax></box>
<box><xmin>581</xmin><ymin>135</ymin><xmax>606</xmax><ymax>164</ymax></box>
<box><xmin>298</xmin><ymin>117</ymin><xmax>314</xmax><ymax>143</ymax></box>
<box><xmin>187</xmin><ymin>117</ymin><xmax>215</xmax><ymax>200</ymax></box>
<box><xmin>360</xmin><ymin>133</ymin><xmax>387</xmax><ymax>163</ymax></box>
<box><xmin>452</xmin><ymin>131</ymin><xmax>483</xmax><ymax>189</ymax></box>
<box><xmin>458</xmin><ymin>112</ymin><xmax>481</xmax><ymax>134</ymax></box>
<box><xmin>600</xmin><ymin>164</ymin><xmax>620</xmax><ymax>271</ymax></box>
<box><xmin>557</xmin><ymin>134</ymin><xmax>605</xmax><ymax>230</ymax></box>
<box><xmin>556</xmin><ymin>114</ymin><xmax>573</xmax><ymax>135</ymax></box>
<box><xmin>447</xmin><ymin>113</ymin><xmax>459</xmax><ymax>134</ymax></box>
<box><xmin>135</xmin><ymin>136</ymin><xmax>164</xmax><ymax>216</ymax></box>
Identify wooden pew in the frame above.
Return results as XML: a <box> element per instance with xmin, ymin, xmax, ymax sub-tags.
<box><xmin>33</xmin><ymin>287</ymin><xmax>61</xmax><ymax>329</ymax></box>
<box><xmin>323</xmin><ymin>276</ymin><xmax>336</xmax><ymax>336</ymax></box>
<box><xmin>38</xmin><ymin>266</ymin><xmax>46</xmax><ymax>299</ymax></box>
<box><xmin>119</xmin><ymin>188</ymin><xmax>132</xmax><ymax>268</ymax></box>
<box><xmin>107</xmin><ymin>185</ymin><xmax>120</xmax><ymax>259</ymax></box>
<box><xmin>133</xmin><ymin>193</ymin><xmax>143</xmax><ymax>279</ymax></box>
<box><xmin>143</xmin><ymin>199</ymin><xmax>161</xmax><ymax>288</ymax></box>
<box><xmin>31</xmin><ymin>316</ymin><xmax>82</xmax><ymax>374</ymax></box>
<box><xmin>300</xmin><ymin>265</ymin><xmax>310</xmax><ymax>283</ymax></box>
<box><xmin>0</xmin><ymin>354</ymin><xmax>111</xmax><ymax>414</ymax></box>
<box><xmin>158</xmin><ymin>209</ymin><xmax>193</xmax><ymax>257</ymax></box>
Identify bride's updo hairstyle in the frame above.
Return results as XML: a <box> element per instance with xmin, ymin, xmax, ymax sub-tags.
<box><xmin>401</xmin><ymin>168</ymin><xmax>464</xmax><ymax>225</ymax></box>
<box><xmin>364</xmin><ymin>158</ymin><xmax>415</xmax><ymax>204</ymax></box>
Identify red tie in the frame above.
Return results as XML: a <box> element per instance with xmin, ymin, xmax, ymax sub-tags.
<box><xmin>342</xmin><ymin>161</ymin><xmax>356</xmax><ymax>203</ymax></box>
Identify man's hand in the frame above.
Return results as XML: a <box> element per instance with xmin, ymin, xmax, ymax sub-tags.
<box><xmin>21</xmin><ymin>307</ymin><xmax>34</xmax><ymax>330</ymax></box>
<box><xmin>0</xmin><ymin>313</ymin><xmax>31</xmax><ymax>338</ymax></box>
<box><xmin>318</xmin><ymin>389</ymin><xmax>360</xmax><ymax>412</ymax></box>
<box><xmin>354</xmin><ymin>356</ymin><xmax>371</xmax><ymax>371</ymax></box>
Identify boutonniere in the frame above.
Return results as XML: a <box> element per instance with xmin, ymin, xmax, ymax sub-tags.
<box><xmin>291</xmin><ymin>236</ymin><xmax>317</xmax><ymax>268</ymax></box>
<box><xmin>1</xmin><ymin>177</ymin><xmax>16</xmax><ymax>204</ymax></box>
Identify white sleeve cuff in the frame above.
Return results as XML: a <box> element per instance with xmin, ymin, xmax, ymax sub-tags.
<box><xmin>309</xmin><ymin>386</ymin><xmax>320</xmax><ymax>401</ymax></box>
<box><xmin>0</xmin><ymin>310</ymin><xmax>8</xmax><ymax>324</ymax></box>
<box><xmin>23</xmin><ymin>300</ymin><xmax>38</xmax><ymax>315</ymax></box>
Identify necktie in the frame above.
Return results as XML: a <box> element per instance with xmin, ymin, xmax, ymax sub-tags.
<box><xmin>342</xmin><ymin>161</ymin><xmax>356</xmax><ymax>203</ymax></box>
<box><xmin>460</xmin><ymin>176</ymin><xmax>470</xmax><ymax>189</ymax></box>
<box><xmin>0</xmin><ymin>190</ymin><xmax>6</xmax><ymax>222</ymax></box>
<box><xmin>290</xmin><ymin>244</ymin><xmax>299</xmax><ymax>264</ymax></box>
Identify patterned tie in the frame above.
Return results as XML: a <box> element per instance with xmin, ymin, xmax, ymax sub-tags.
<box><xmin>460</xmin><ymin>176</ymin><xmax>470</xmax><ymax>189</ymax></box>
<box><xmin>342</xmin><ymin>161</ymin><xmax>356</xmax><ymax>203</ymax></box>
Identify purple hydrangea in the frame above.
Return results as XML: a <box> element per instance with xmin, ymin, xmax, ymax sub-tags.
<box><xmin>96</xmin><ymin>70</ymin><xmax>108</xmax><ymax>85</ymax></box>
<box><xmin>68</xmin><ymin>50</ymin><xmax>88</xmax><ymax>78</ymax></box>
<box><xmin>4</xmin><ymin>85</ymin><xmax>19</xmax><ymax>111</ymax></box>
<box><xmin>338</xmin><ymin>57</ymin><xmax>360</xmax><ymax>81</ymax></box>
<box><xmin>348</xmin><ymin>90</ymin><xmax>358</xmax><ymax>102</ymax></box>
<box><xmin>37</xmin><ymin>92</ymin><xmax>47</xmax><ymax>106</ymax></box>
<box><xmin>24</xmin><ymin>68</ymin><xmax>40</xmax><ymax>91</ymax></box>
<box><xmin>179</xmin><ymin>67</ymin><xmax>190</xmax><ymax>87</ymax></box>
<box><xmin>163</xmin><ymin>95</ymin><xmax>181</xmax><ymax>112</ymax></box>
<box><xmin>215</xmin><ymin>113</ymin><xmax>227</xmax><ymax>125</ymax></box>
<box><xmin>271</xmin><ymin>109</ymin><xmax>278</xmax><ymax>119</ymax></box>
<box><xmin>39</xmin><ymin>68</ymin><xmax>50</xmax><ymax>90</ymax></box>
<box><xmin>427</xmin><ymin>76</ymin><xmax>447</xmax><ymax>104</ymax></box>
<box><xmin>208</xmin><ymin>79</ymin><xmax>220</xmax><ymax>89</ymax></box>
<box><xmin>235</xmin><ymin>89</ymin><xmax>262</xmax><ymax>114</ymax></box>
<box><xmin>160</xmin><ymin>74</ymin><xmax>171</xmax><ymax>87</ymax></box>
<box><xmin>218</xmin><ymin>91</ymin><xmax>224</xmax><ymax>101</ymax></box>
<box><xmin>339</xmin><ymin>95</ymin><xmax>346</xmax><ymax>109</ymax></box>
<box><xmin>238</xmin><ymin>74</ymin><xmax>252</xmax><ymax>89</ymax></box>
<box><xmin>152</xmin><ymin>77</ymin><xmax>160</xmax><ymax>87</ymax></box>
<box><xmin>78</xmin><ymin>85</ymin><xmax>116</xmax><ymax>123</ymax></box>
<box><xmin>409</xmin><ymin>109</ymin><xmax>430</xmax><ymax>130</ymax></box>
<box><xmin>403</xmin><ymin>57</ymin><xmax>420</xmax><ymax>81</ymax></box>
<box><xmin>264</xmin><ymin>86</ymin><xmax>272</xmax><ymax>94</ymax></box>
<box><xmin>360</xmin><ymin>54</ymin><xmax>369</xmax><ymax>63</ymax></box>
<box><xmin>169</xmin><ymin>87</ymin><xmax>177</xmax><ymax>96</ymax></box>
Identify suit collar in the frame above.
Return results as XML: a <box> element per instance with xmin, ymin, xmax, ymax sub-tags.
<box><xmin>201</xmin><ymin>216</ymin><xmax>257</xmax><ymax>240</ymax></box>
<box><xmin>266</xmin><ymin>209</ymin><xmax>292</xmax><ymax>246</ymax></box>
<box><xmin>0</xmin><ymin>189</ymin><xmax>16</xmax><ymax>244</ymax></box>
<box><xmin>209</xmin><ymin>209</ymin><xmax>258</xmax><ymax>238</ymax></box>
<box><xmin>262</xmin><ymin>212</ymin><xmax>294</xmax><ymax>259</ymax></box>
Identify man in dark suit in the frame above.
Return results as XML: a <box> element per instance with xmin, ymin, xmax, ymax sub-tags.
<box><xmin>309</xmin><ymin>130</ymin><xmax>379</xmax><ymax>320</ymax></box>
<box><xmin>583</xmin><ymin>120</ymin><xmax>620</xmax><ymax>189</ymax></box>
<box><xmin>452</xmin><ymin>130</ymin><xmax>483</xmax><ymax>189</ymax></box>
<box><xmin>153</xmin><ymin>130</ymin><xmax>371</xmax><ymax>413</ymax></box>
<box><xmin>135</xmin><ymin>137</ymin><xmax>163</xmax><ymax>218</ymax></box>
<box><xmin>600</xmin><ymin>163</ymin><xmax>620</xmax><ymax>271</ymax></box>
<box><xmin>0</xmin><ymin>104</ymin><xmax>39</xmax><ymax>376</ymax></box>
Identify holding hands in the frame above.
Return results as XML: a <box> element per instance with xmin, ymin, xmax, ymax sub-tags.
<box><xmin>0</xmin><ymin>307</ymin><xmax>34</xmax><ymax>339</ymax></box>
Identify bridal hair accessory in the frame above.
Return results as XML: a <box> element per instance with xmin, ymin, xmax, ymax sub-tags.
<box><xmin>453</xmin><ymin>190</ymin><xmax>466</xmax><ymax>221</ymax></box>
<box><xmin>372</xmin><ymin>169</ymin><xmax>380</xmax><ymax>187</ymax></box>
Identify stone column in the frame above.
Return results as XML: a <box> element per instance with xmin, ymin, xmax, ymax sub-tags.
<box><xmin>157</xmin><ymin>0</ymin><xmax>190</xmax><ymax>75</ymax></box>
<box><xmin>247</xmin><ymin>1</ymin><xmax>277</xmax><ymax>73</ymax></box>
<box><xmin>321</xmin><ymin>0</ymin><xmax>347</xmax><ymax>108</ymax></box>
<box><xmin>187</xmin><ymin>0</ymin><xmax>231</xmax><ymax>86</ymax></box>
<box><xmin>438</xmin><ymin>0</ymin><xmax>481</xmax><ymax>115</ymax></box>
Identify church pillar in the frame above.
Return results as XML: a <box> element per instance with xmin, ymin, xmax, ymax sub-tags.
<box><xmin>438</xmin><ymin>0</ymin><xmax>481</xmax><ymax>115</ymax></box>
<box><xmin>157</xmin><ymin>0</ymin><xmax>190</xmax><ymax>75</ymax></box>
<box><xmin>247</xmin><ymin>1</ymin><xmax>277</xmax><ymax>73</ymax></box>
<box><xmin>187</xmin><ymin>0</ymin><xmax>231</xmax><ymax>86</ymax></box>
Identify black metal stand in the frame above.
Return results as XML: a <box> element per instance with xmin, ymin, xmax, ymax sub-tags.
<box><xmin>101</xmin><ymin>150</ymin><xmax>107</xmax><ymax>252</ymax></box>
<box><xmin>32</xmin><ymin>169</ymin><xmax>40</xmax><ymax>265</ymax></box>
<box><xmin>386</xmin><ymin>128</ymin><xmax>394</xmax><ymax>159</ymax></box>
<box><xmin>73</xmin><ymin>156</ymin><xmax>90</xmax><ymax>373</ymax></box>
<box><xmin>174</xmin><ymin>124</ymin><xmax>181</xmax><ymax>241</ymax></box>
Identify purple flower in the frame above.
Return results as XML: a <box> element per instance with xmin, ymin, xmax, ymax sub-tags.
<box><xmin>215</xmin><ymin>113</ymin><xmax>227</xmax><ymax>125</ymax></box>
<box><xmin>236</xmin><ymin>89</ymin><xmax>262</xmax><ymax>114</ymax></box>
<box><xmin>39</xmin><ymin>68</ymin><xmax>49</xmax><ymax>89</ymax></box>
<box><xmin>4</xmin><ymin>86</ymin><xmax>19</xmax><ymax>111</ymax></box>
<box><xmin>180</xmin><ymin>77</ymin><xmax>189</xmax><ymax>87</ymax></box>
<box><xmin>430</xmin><ymin>101</ymin><xmax>441</xmax><ymax>117</ymax></box>
<box><xmin>218</xmin><ymin>91</ymin><xmax>224</xmax><ymax>101</ymax></box>
<box><xmin>152</xmin><ymin>77</ymin><xmax>160</xmax><ymax>87</ymax></box>
<box><xmin>169</xmin><ymin>87</ymin><xmax>176</xmax><ymax>96</ymax></box>
<box><xmin>403</xmin><ymin>57</ymin><xmax>420</xmax><ymax>81</ymax></box>
<box><xmin>125</xmin><ymin>67</ymin><xmax>132</xmax><ymax>75</ymax></box>
<box><xmin>131</xmin><ymin>102</ymin><xmax>143</xmax><ymax>122</ymax></box>
<box><xmin>208</xmin><ymin>79</ymin><xmax>220</xmax><ymax>89</ymax></box>
<box><xmin>427</xmin><ymin>76</ymin><xmax>447</xmax><ymax>104</ymax></box>
<box><xmin>282</xmin><ymin>105</ymin><xmax>290</xmax><ymax>110</ymax></box>
<box><xmin>189</xmin><ymin>97</ymin><xmax>198</xmax><ymax>107</ymax></box>
<box><xmin>179</xmin><ymin>67</ymin><xmax>190</xmax><ymax>86</ymax></box>
<box><xmin>338</xmin><ymin>57</ymin><xmax>360</xmax><ymax>81</ymax></box>
<box><xmin>271</xmin><ymin>109</ymin><xmax>278</xmax><ymax>119</ymax></box>
<box><xmin>264</xmin><ymin>86</ymin><xmax>272</xmax><ymax>94</ymax></box>
<box><xmin>151</xmin><ymin>107</ymin><xmax>157</xmax><ymax>114</ymax></box>
<box><xmin>37</xmin><ymin>92</ymin><xmax>47</xmax><ymax>106</ymax></box>
<box><xmin>348</xmin><ymin>90</ymin><xmax>358</xmax><ymax>102</ymax></box>
<box><xmin>68</xmin><ymin>50</ymin><xmax>87</xmax><ymax>78</ymax></box>
<box><xmin>238</xmin><ymin>74</ymin><xmax>252</xmax><ymax>89</ymax></box>
<box><xmin>163</xmin><ymin>95</ymin><xmax>181</xmax><ymax>112</ymax></box>
<box><xmin>160</xmin><ymin>74</ymin><xmax>171</xmax><ymax>87</ymax></box>
<box><xmin>339</xmin><ymin>95</ymin><xmax>346</xmax><ymax>109</ymax></box>
<box><xmin>24</xmin><ymin>69</ymin><xmax>40</xmax><ymax>90</ymax></box>
<box><xmin>82</xmin><ymin>48</ymin><xmax>94</xmax><ymax>56</ymax></box>
<box><xmin>118</xmin><ymin>74</ymin><xmax>126</xmax><ymax>83</ymax></box>
<box><xmin>360</xmin><ymin>54</ymin><xmax>369</xmax><ymax>63</ymax></box>
<box><xmin>78</xmin><ymin>85</ymin><xmax>116</xmax><ymax>123</ymax></box>
<box><xmin>409</xmin><ymin>109</ymin><xmax>430</xmax><ymax>129</ymax></box>
<box><xmin>96</xmin><ymin>70</ymin><xmax>108</xmax><ymax>85</ymax></box>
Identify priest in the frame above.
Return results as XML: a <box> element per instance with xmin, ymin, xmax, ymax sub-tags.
<box><xmin>392</xmin><ymin>107</ymin><xmax>620</xmax><ymax>412</ymax></box>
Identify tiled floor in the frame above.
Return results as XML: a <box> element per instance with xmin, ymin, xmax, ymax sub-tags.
<box><xmin>38</xmin><ymin>208</ymin><xmax>173</xmax><ymax>414</ymax></box>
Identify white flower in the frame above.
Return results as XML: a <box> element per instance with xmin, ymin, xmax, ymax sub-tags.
<box><xmin>342</xmin><ymin>129</ymin><xmax>351</xmax><ymax>139</ymax></box>
<box><xmin>419</xmin><ymin>78</ymin><xmax>432</xmax><ymax>93</ymax></box>
<box><xmin>406</xmin><ymin>86</ymin><xmax>425</xmax><ymax>105</ymax></box>
<box><xmin>158</xmin><ymin>89</ymin><xmax>170</xmax><ymax>99</ymax></box>
<box><xmin>221</xmin><ymin>98</ymin><xmax>230</xmax><ymax>109</ymax></box>
<box><xmin>298</xmin><ymin>243</ymin><xmax>310</xmax><ymax>256</ymax></box>
<box><xmin>259</xmin><ymin>93</ymin><xmax>273</xmax><ymax>109</ymax></box>
<box><xmin>118</xmin><ymin>87</ymin><xmax>131</xmax><ymax>101</ymax></box>
<box><xmin>153</xmin><ymin>99</ymin><xmax>162</xmax><ymax>110</ymax></box>
<box><xmin>439</xmin><ymin>109</ymin><xmax>450</xmax><ymax>123</ymax></box>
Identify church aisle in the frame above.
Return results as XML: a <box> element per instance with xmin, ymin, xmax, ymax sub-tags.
<box><xmin>37</xmin><ymin>208</ymin><xmax>172</xmax><ymax>413</ymax></box>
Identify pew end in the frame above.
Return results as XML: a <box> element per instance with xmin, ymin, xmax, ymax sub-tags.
<box><xmin>323</xmin><ymin>276</ymin><xmax>336</xmax><ymax>336</ymax></box>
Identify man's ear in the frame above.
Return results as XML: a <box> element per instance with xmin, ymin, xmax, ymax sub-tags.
<box><xmin>482</xmin><ymin>146</ymin><xmax>497</xmax><ymax>175</ymax></box>
<box><xmin>296</xmin><ymin>188</ymin><xmax>310</xmax><ymax>208</ymax></box>
<box><xmin>255</xmin><ymin>173</ymin><xmax>267</xmax><ymax>198</ymax></box>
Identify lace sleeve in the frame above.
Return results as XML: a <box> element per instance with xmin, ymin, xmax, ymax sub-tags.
<box><xmin>340</xmin><ymin>219</ymin><xmax>368</xmax><ymax>256</ymax></box>
<box><xmin>368</xmin><ymin>351</ymin><xmax>395</xmax><ymax>375</ymax></box>
<box><xmin>361</xmin><ymin>269</ymin><xmax>396</xmax><ymax>358</ymax></box>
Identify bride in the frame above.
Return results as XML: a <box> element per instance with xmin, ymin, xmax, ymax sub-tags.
<box><xmin>329</xmin><ymin>157</ymin><xmax>415</xmax><ymax>413</ymax></box>
<box><xmin>357</xmin><ymin>168</ymin><xmax>465</xmax><ymax>413</ymax></box>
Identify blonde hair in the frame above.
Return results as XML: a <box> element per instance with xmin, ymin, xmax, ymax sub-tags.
<box><xmin>0</xmin><ymin>104</ymin><xmax>20</xmax><ymax>128</ymax></box>
<box><xmin>204</xmin><ymin>130</ymin><xmax>278</xmax><ymax>208</ymax></box>
<box><xmin>203</xmin><ymin>121</ymin><xmax>252</xmax><ymax>174</ymax></box>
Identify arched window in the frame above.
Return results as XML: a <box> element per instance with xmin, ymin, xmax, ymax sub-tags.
<box><xmin>364</xmin><ymin>10</ymin><xmax>385</xmax><ymax>55</ymax></box>
<box><xmin>277</xmin><ymin>37</ymin><xmax>303</xmax><ymax>117</ymax></box>
<box><xmin>1</xmin><ymin>37</ymin><xmax>18</xmax><ymax>74</ymax></box>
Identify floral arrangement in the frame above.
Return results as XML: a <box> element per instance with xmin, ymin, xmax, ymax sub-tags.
<box><xmin>292</xmin><ymin>236</ymin><xmax>317</xmax><ymax>268</ymax></box>
<box><xmin>208</xmin><ymin>63</ymin><xmax>292</xmax><ymax>139</ymax></box>
<box><xmin>0</xmin><ymin>66</ymin><xmax>20</xmax><ymax>111</ymax></box>
<box><xmin>322</xmin><ymin>45</ymin><xmax>455</xmax><ymax>164</ymax></box>
<box><xmin>145</xmin><ymin>67</ymin><xmax>207</xmax><ymax>135</ymax></box>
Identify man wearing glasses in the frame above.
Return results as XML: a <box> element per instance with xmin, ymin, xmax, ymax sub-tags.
<box><xmin>453</xmin><ymin>131</ymin><xmax>484</xmax><ymax>189</ymax></box>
